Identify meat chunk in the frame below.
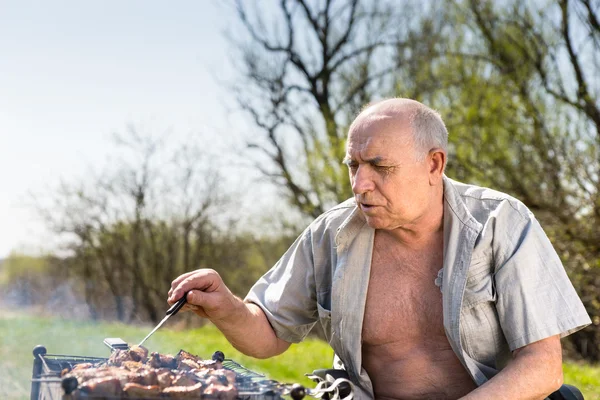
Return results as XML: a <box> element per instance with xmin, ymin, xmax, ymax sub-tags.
<box><xmin>71</xmin><ymin>363</ymin><xmax>94</xmax><ymax>371</ymax></box>
<box><xmin>162</xmin><ymin>382</ymin><xmax>204</xmax><ymax>397</ymax></box>
<box><xmin>146</xmin><ymin>351</ymin><xmax>177</xmax><ymax>368</ymax></box>
<box><xmin>77</xmin><ymin>376</ymin><xmax>122</xmax><ymax>396</ymax></box>
<box><xmin>156</xmin><ymin>368</ymin><xmax>174</xmax><ymax>389</ymax></box>
<box><xmin>178</xmin><ymin>358</ymin><xmax>201</xmax><ymax>371</ymax></box>
<box><xmin>107</xmin><ymin>349</ymin><xmax>134</xmax><ymax>366</ymax></box>
<box><xmin>63</xmin><ymin>366</ymin><xmax>118</xmax><ymax>382</ymax></box>
<box><xmin>123</xmin><ymin>382</ymin><xmax>161</xmax><ymax>398</ymax></box>
<box><xmin>146</xmin><ymin>351</ymin><xmax>162</xmax><ymax>368</ymax></box>
<box><xmin>171</xmin><ymin>371</ymin><xmax>200</xmax><ymax>387</ymax></box>
<box><xmin>203</xmin><ymin>382</ymin><xmax>238</xmax><ymax>400</ymax></box>
<box><xmin>120</xmin><ymin>360</ymin><xmax>144</xmax><ymax>371</ymax></box>
<box><xmin>129</xmin><ymin>369</ymin><xmax>158</xmax><ymax>386</ymax></box>
<box><xmin>158</xmin><ymin>352</ymin><xmax>177</xmax><ymax>368</ymax></box>
<box><xmin>128</xmin><ymin>344</ymin><xmax>149</xmax><ymax>362</ymax></box>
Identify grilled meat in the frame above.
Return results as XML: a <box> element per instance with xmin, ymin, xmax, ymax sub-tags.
<box><xmin>159</xmin><ymin>352</ymin><xmax>178</xmax><ymax>368</ymax></box>
<box><xmin>62</xmin><ymin>346</ymin><xmax>238</xmax><ymax>399</ymax></box>
<box><xmin>123</xmin><ymin>382</ymin><xmax>162</xmax><ymax>398</ymax></box>
<box><xmin>147</xmin><ymin>351</ymin><xmax>178</xmax><ymax>369</ymax></box>
<box><xmin>71</xmin><ymin>363</ymin><xmax>93</xmax><ymax>371</ymax></box>
<box><xmin>128</xmin><ymin>344</ymin><xmax>149</xmax><ymax>361</ymax></box>
<box><xmin>156</xmin><ymin>368</ymin><xmax>175</xmax><ymax>388</ymax></box>
<box><xmin>77</xmin><ymin>376</ymin><xmax>122</xmax><ymax>396</ymax></box>
<box><xmin>171</xmin><ymin>372</ymin><xmax>199</xmax><ymax>387</ymax></box>
<box><xmin>204</xmin><ymin>382</ymin><xmax>238</xmax><ymax>400</ymax></box>
<box><xmin>162</xmin><ymin>382</ymin><xmax>204</xmax><ymax>397</ymax></box>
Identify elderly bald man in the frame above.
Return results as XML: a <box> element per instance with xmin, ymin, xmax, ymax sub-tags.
<box><xmin>168</xmin><ymin>99</ymin><xmax>590</xmax><ymax>399</ymax></box>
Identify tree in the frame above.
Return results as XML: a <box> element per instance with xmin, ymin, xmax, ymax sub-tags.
<box><xmin>230</xmin><ymin>0</ymin><xmax>424</xmax><ymax>217</ymax></box>
<box><xmin>36</xmin><ymin>129</ymin><xmax>228</xmax><ymax>323</ymax></box>
<box><xmin>402</xmin><ymin>0</ymin><xmax>600</xmax><ymax>360</ymax></box>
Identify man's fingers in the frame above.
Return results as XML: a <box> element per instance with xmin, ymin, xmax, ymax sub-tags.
<box><xmin>179</xmin><ymin>302</ymin><xmax>208</xmax><ymax>318</ymax></box>
<box><xmin>168</xmin><ymin>269</ymin><xmax>221</xmax><ymax>304</ymax></box>
<box><xmin>186</xmin><ymin>289</ymin><xmax>211</xmax><ymax>307</ymax></box>
<box><xmin>168</xmin><ymin>271</ymin><xmax>197</xmax><ymax>297</ymax></box>
<box><xmin>168</xmin><ymin>270</ymin><xmax>208</xmax><ymax>302</ymax></box>
<box><xmin>181</xmin><ymin>302</ymin><xmax>201</xmax><ymax>312</ymax></box>
<box><xmin>186</xmin><ymin>289</ymin><xmax>224</xmax><ymax>317</ymax></box>
<box><xmin>167</xmin><ymin>270</ymin><xmax>237</xmax><ymax>323</ymax></box>
<box><xmin>177</xmin><ymin>290</ymin><xmax>215</xmax><ymax>316</ymax></box>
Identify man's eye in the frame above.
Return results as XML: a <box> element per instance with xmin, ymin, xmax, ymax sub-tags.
<box><xmin>347</xmin><ymin>163</ymin><xmax>358</xmax><ymax>171</ymax></box>
<box><xmin>375</xmin><ymin>165</ymin><xmax>394</xmax><ymax>174</ymax></box>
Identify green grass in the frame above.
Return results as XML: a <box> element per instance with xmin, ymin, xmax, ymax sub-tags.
<box><xmin>2</xmin><ymin>312</ymin><xmax>600</xmax><ymax>399</ymax></box>
<box><xmin>564</xmin><ymin>362</ymin><xmax>600</xmax><ymax>400</ymax></box>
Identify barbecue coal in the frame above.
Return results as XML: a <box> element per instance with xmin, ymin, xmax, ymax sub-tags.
<box><xmin>61</xmin><ymin>345</ymin><xmax>238</xmax><ymax>399</ymax></box>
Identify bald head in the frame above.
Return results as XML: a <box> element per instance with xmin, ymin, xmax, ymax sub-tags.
<box><xmin>349</xmin><ymin>98</ymin><xmax>448</xmax><ymax>162</ymax></box>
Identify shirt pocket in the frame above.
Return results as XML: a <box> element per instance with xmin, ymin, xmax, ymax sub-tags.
<box><xmin>461</xmin><ymin>255</ymin><xmax>507</xmax><ymax>367</ymax></box>
<box><xmin>464</xmin><ymin>255</ymin><xmax>496</xmax><ymax>307</ymax></box>
<box><xmin>461</xmin><ymin>301</ymin><xmax>507</xmax><ymax>367</ymax></box>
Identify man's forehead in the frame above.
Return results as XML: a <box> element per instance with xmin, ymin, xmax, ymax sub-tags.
<box><xmin>348</xmin><ymin>115</ymin><xmax>412</xmax><ymax>146</ymax></box>
<box><xmin>345</xmin><ymin>139</ymin><xmax>403</xmax><ymax>164</ymax></box>
<box><xmin>349</xmin><ymin>108</ymin><xmax>412</xmax><ymax>139</ymax></box>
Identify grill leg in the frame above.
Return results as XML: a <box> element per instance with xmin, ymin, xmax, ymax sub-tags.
<box><xmin>31</xmin><ymin>345</ymin><xmax>47</xmax><ymax>400</ymax></box>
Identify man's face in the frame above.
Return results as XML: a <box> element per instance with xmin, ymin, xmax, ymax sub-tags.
<box><xmin>345</xmin><ymin>116</ymin><xmax>434</xmax><ymax>231</ymax></box>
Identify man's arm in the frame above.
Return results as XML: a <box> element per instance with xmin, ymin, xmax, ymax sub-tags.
<box><xmin>168</xmin><ymin>268</ymin><xmax>291</xmax><ymax>358</ymax></box>
<box><xmin>461</xmin><ymin>335</ymin><xmax>563</xmax><ymax>400</ymax></box>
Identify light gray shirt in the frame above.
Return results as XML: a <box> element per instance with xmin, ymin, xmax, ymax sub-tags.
<box><xmin>245</xmin><ymin>176</ymin><xmax>591</xmax><ymax>398</ymax></box>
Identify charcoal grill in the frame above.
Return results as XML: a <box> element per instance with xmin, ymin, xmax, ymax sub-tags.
<box><xmin>30</xmin><ymin>344</ymin><xmax>353</xmax><ymax>400</ymax></box>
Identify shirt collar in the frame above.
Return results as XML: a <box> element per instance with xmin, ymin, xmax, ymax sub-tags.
<box><xmin>442</xmin><ymin>175</ymin><xmax>483</xmax><ymax>233</ymax></box>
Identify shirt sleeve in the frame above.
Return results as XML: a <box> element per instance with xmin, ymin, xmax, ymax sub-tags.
<box><xmin>494</xmin><ymin>204</ymin><xmax>591</xmax><ymax>351</ymax></box>
<box><xmin>244</xmin><ymin>227</ymin><xmax>318</xmax><ymax>343</ymax></box>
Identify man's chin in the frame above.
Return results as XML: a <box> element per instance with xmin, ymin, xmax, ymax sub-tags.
<box><xmin>363</xmin><ymin>216</ymin><xmax>388</xmax><ymax>230</ymax></box>
<box><xmin>358</xmin><ymin>208</ymin><xmax>389</xmax><ymax>228</ymax></box>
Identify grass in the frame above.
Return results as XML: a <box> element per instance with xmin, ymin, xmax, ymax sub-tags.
<box><xmin>564</xmin><ymin>362</ymin><xmax>600</xmax><ymax>400</ymax></box>
<box><xmin>2</xmin><ymin>311</ymin><xmax>599</xmax><ymax>399</ymax></box>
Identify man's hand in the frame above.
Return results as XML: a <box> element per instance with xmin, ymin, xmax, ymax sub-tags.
<box><xmin>168</xmin><ymin>269</ymin><xmax>291</xmax><ymax>359</ymax></box>
<box><xmin>168</xmin><ymin>269</ymin><xmax>240</xmax><ymax>323</ymax></box>
<box><xmin>461</xmin><ymin>335</ymin><xmax>563</xmax><ymax>400</ymax></box>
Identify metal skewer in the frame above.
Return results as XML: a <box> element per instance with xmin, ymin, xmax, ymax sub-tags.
<box><xmin>138</xmin><ymin>292</ymin><xmax>188</xmax><ymax>346</ymax></box>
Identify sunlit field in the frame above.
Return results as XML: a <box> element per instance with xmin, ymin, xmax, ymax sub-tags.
<box><xmin>1</xmin><ymin>312</ymin><xmax>598</xmax><ymax>400</ymax></box>
<box><xmin>563</xmin><ymin>361</ymin><xmax>600</xmax><ymax>400</ymax></box>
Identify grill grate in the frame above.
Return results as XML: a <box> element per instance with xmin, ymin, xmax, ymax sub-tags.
<box><xmin>30</xmin><ymin>345</ymin><xmax>290</xmax><ymax>400</ymax></box>
<box><xmin>30</xmin><ymin>345</ymin><xmax>353</xmax><ymax>400</ymax></box>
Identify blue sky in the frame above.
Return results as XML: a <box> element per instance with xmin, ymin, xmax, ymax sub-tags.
<box><xmin>0</xmin><ymin>1</ymin><xmax>254</xmax><ymax>257</ymax></box>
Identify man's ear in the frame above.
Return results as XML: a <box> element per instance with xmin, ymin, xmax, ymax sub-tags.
<box><xmin>428</xmin><ymin>149</ymin><xmax>446</xmax><ymax>185</ymax></box>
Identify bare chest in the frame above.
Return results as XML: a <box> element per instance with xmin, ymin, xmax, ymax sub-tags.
<box><xmin>362</xmin><ymin>236</ymin><xmax>445</xmax><ymax>346</ymax></box>
<box><xmin>360</xmin><ymin>233</ymin><xmax>477</xmax><ymax>398</ymax></box>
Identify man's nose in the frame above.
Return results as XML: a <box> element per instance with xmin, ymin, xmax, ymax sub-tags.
<box><xmin>351</xmin><ymin>165</ymin><xmax>375</xmax><ymax>194</ymax></box>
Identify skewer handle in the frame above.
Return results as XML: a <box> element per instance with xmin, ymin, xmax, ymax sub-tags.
<box><xmin>166</xmin><ymin>291</ymin><xmax>188</xmax><ymax>316</ymax></box>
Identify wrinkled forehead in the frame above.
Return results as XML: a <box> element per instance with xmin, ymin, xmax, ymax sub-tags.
<box><xmin>347</xmin><ymin>112</ymin><xmax>413</xmax><ymax>147</ymax></box>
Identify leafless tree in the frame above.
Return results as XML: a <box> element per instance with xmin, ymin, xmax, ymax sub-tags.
<box><xmin>36</xmin><ymin>129</ymin><xmax>225</xmax><ymax>323</ymax></box>
<box><xmin>230</xmin><ymin>0</ymin><xmax>425</xmax><ymax>217</ymax></box>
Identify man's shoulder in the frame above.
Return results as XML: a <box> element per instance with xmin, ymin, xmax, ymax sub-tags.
<box><xmin>446</xmin><ymin>177</ymin><xmax>532</xmax><ymax>222</ymax></box>
<box><xmin>448</xmin><ymin>177</ymin><xmax>513</xmax><ymax>201</ymax></box>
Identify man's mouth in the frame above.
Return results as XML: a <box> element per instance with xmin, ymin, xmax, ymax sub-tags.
<box><xmin>360</xmin><ymin>203</ymin><xmax>376</xmax><ymax>211</ymax></box>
